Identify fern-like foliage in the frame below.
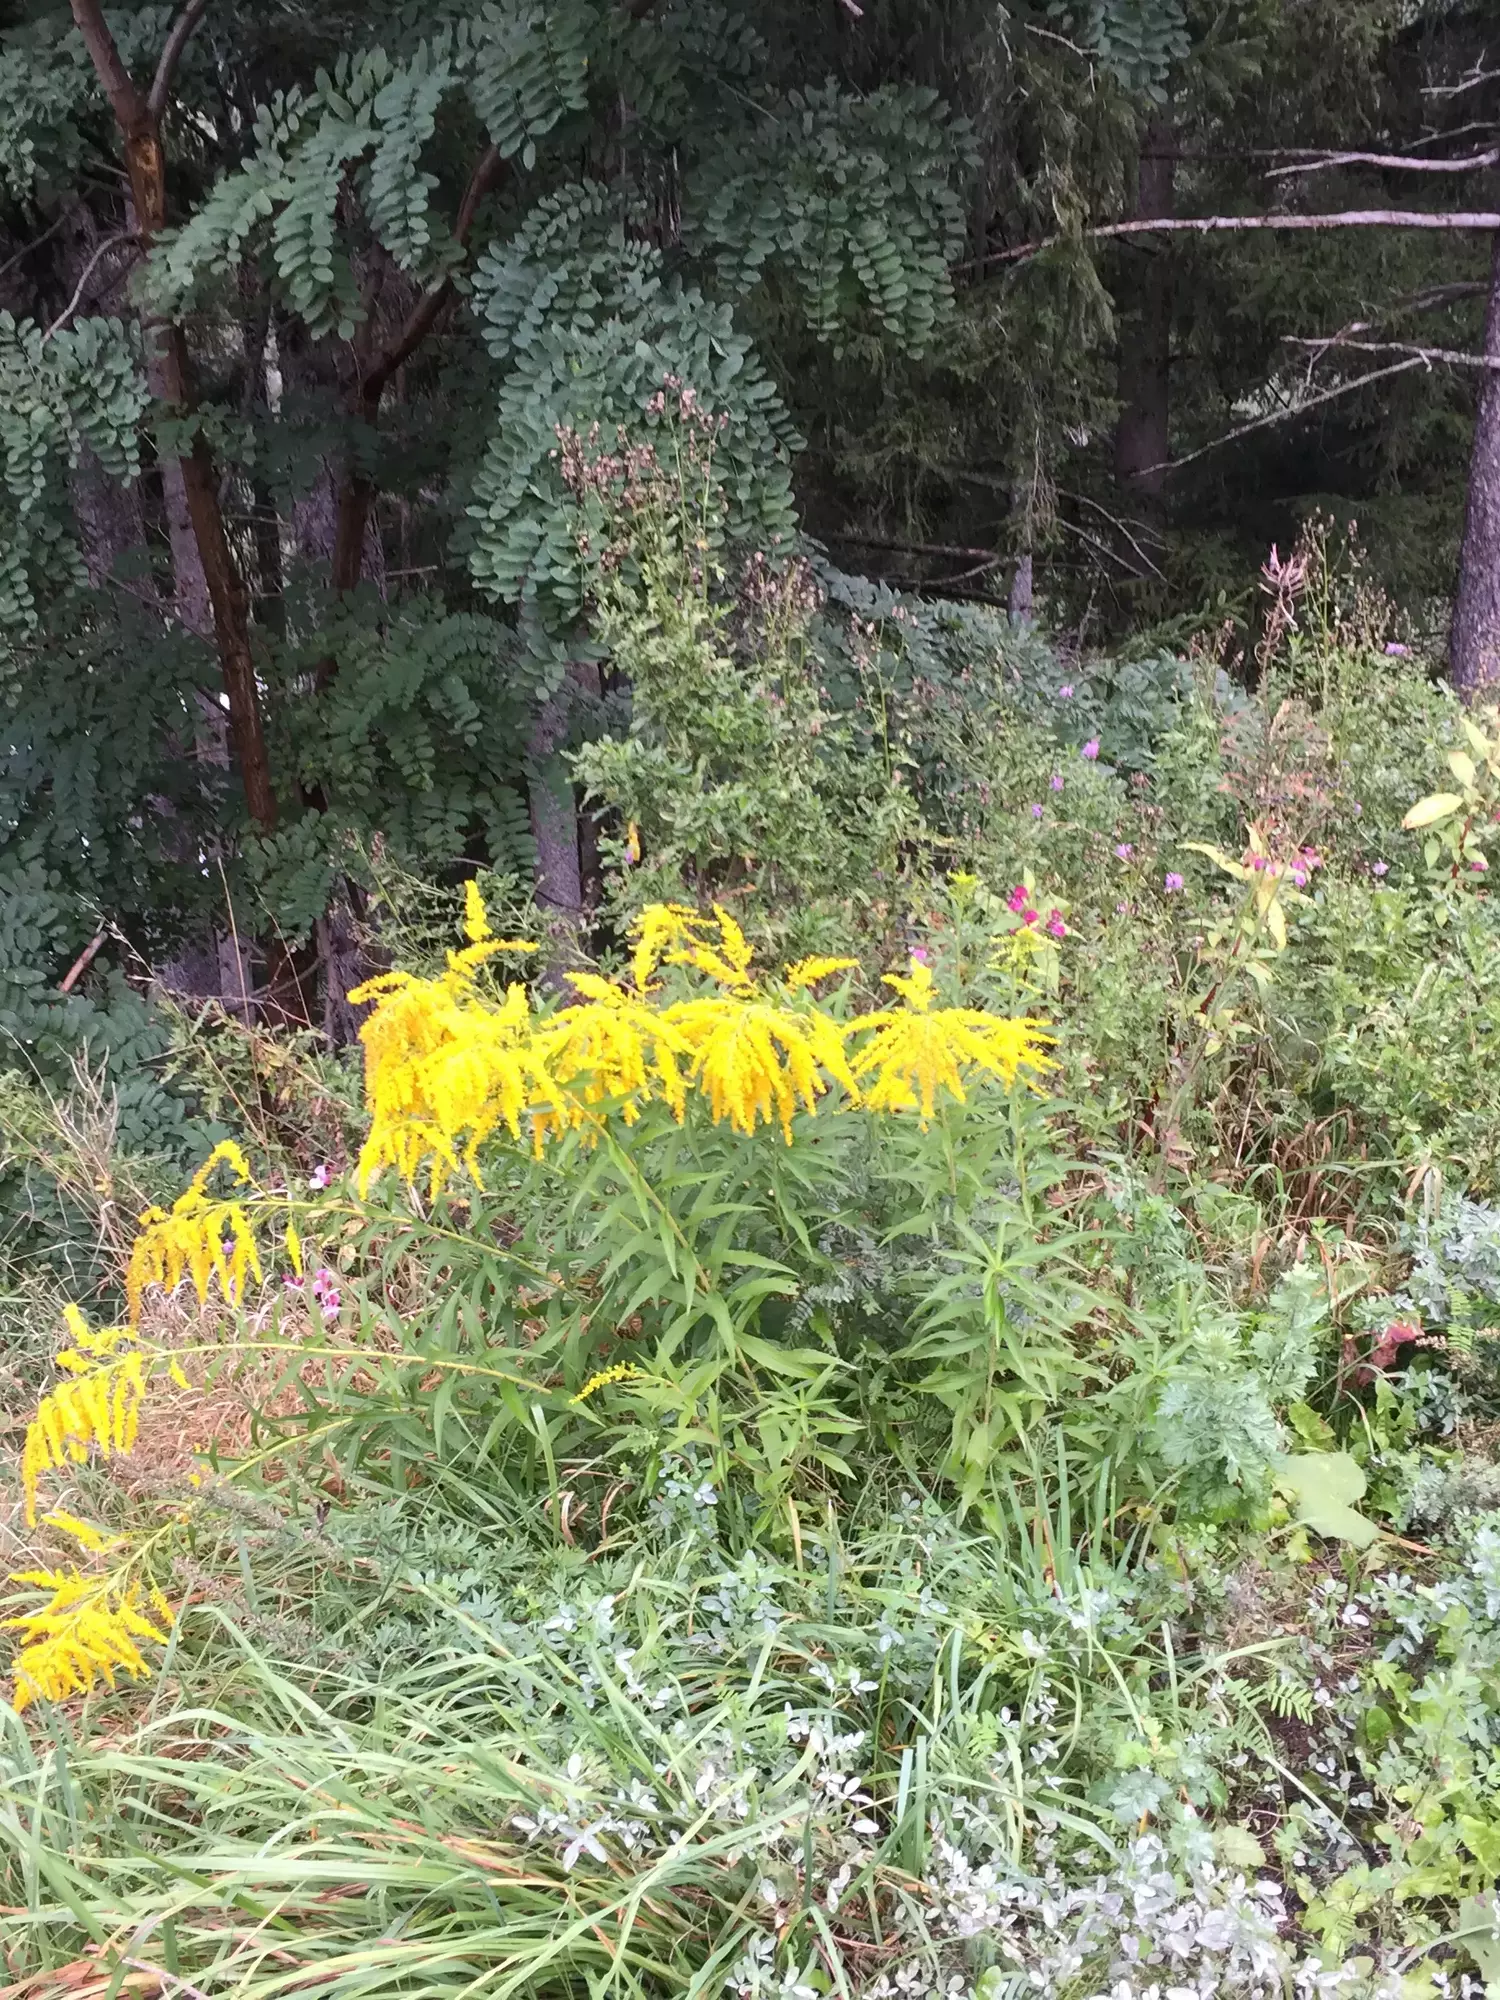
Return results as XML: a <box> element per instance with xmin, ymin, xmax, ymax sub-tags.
<box><xmin>688</xmin><ymin>83</ymin><xmax>974</xmax><ymax>358</ymax></box>
<box><xmin>0</xmin><ymin>314</ymin><xmax>146</xmax><ymax>627</ymax></box>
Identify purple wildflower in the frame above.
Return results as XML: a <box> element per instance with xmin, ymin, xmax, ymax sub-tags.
<box><xmin>1372</xmin><ymin>860</ymin><xmax>1389</xmax><ymax>877</ymax></box>
<box><xmin>1114</xmin><ymin>843</ymin><xmax>1133</xmax><ymax>860</ymax></box>
<box><xmin>1081</xmin><ymin>738</ymin><xmax>1100</xmax><ymax>760</ymax></box>
<box><xmin>1049</xmin><ymin>773</ymin><xmax>1064</xmax><ymax>792</ymax></box>
<box><xmin>1030</xmin><ymin>803</ymin><xmax>1044</xmax><ymax>819</ymax></box>
<box><xmin>1164</xmin><ymin>872</ymin><xmax>1184</xmax><ymax>893</ymax></box>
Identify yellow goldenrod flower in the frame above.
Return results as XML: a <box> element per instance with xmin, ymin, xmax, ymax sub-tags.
<box><xmin>464</xmin><ymin>876</ymin><xmax>492</xmax><ymax>943</ymax></box>
<box><xmin>784</xmin><ymin>955</ymin><xmax>858</xmax><ymax>991</ymax></box>
<box><xmin>23</xmin><ymin>1328</ymin><xmax>146</xmax><ymax>1528</ymax></box>
<box><xmin>535</xmin><ymin>973</ymin><xmax>691</xmax><ymax>1125</ymax></box>
<box><xmin>5</xmin><ymin>1567</ymin><xmax>173</xmax><ymax>1711</ymax></box>
<box><xmin>849</xmin><ymin>956</ymin><xmax>1055</xmax><ymax>1122</ymax></box>
<box><xmin>570</xmin><ymin>1362</ymin><xmax>641</xmax><ymax>1404</ymax></box>
<box><xmin>630</xmin><ymin>901</ymin><xmax>711</xmax><ymax>991</ymax></box>
<box><xmin>126</xmin><ymin>1138</ymin><xmax>262</xmax><ymax>1321</ymax></box>
<box><xmin>663</xmin><ymin>992</ymin><xmax>858</xmax><ymax>1140</ymax></box>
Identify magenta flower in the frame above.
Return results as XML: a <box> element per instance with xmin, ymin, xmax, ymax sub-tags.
<box><xmin>1081</xmin><ymin>739</ymin><xmax>1100</xmax><ymax>760</ymax></box>
<box><xmin>1164</xmin><ymin>872</ymin><xmax>1184</xmax><ymax>893</ymax></box>
<box><xmin>1030</xmin><ymin>803</ymin><xmax>1044</xmax><ymax>819</ymax></box>
<box><xmin>1057</xmin><ymin>683</ymin><xmax>1075</xmax><ymax>699</ymax></box>
<box><xmin>1007</xmin><ymin>884</ymin><xmax>1030</xmax><ymax>914</ymax></box>
<box><xmin>910</xmin><ymin>947</ymin><xmax>930</xmax><ymax>964</ymax></box>
<box><xmin>1049</xmin><ymin>773</ymin><xmax>1064</xmax><ymax>792</ymax></box>
<box><xmin>1114</xmin><ymin>842</ymin><xmax>1133</xmax><ymax>860</ymax></box>
<box><xmin>1045</xmin><ymin>910</ymin><xmax>1067</xmax><ymax>938</ymax></box>
<box><xmin>308</xmin><ymin>1163</ymin><xmax>334</xmax><ymax>1190</ymax></box>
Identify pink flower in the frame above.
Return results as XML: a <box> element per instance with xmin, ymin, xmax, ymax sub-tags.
<box><xmin>1057</xmin><ymin>683</ymin><xmax>1075</xmax><ymax>699</ymax></box>
<box><xmin>1081</xmin><ymin>739</ymin><xmax>1100</xmax><ymax>760</ymax></box>
<box><xmin>1045</xmin><ymin>910</ymin><xmax>1067</xmax><ymax>938</ymax></box>
<box><xmin>1021</xmin><ymin>907</ymin><xmax>1039</xmax><ymax>926</ymax></box>
<box><xmin>1007</xmin><ymin>884</ymin><xmax>1030</xmax><ymax>913</ymax></box>
<box><xmin>1049</xmin><ymin>773</ymin><xmax>1064</xmax><ymax>792</ymax></box>
<box><xmin>1290</xmin><ymin>866</ymin><xmax>1308</xmax><ymax>887</ymax></box>
<box><xmin>1472</xmin><ymin>858</ymin><xmax>1489</xmax><ymax>872</ymax></box>
<box><xmin>1114</xmin><ymin>843</ymin><xmax>1133</xmax><ymax>860</ymax></box>
<box><xmin>1030</xmin><ymin>803</ymin><xmax>1044</xmax><ymax>819</ymax></box>
<box><xmin>911</xmin><ymin>947</ymin><xmax>930</xmax><ymax>964</ymax></box>
<box><xmin>1115</xmin><ymin>900</ymin><xmax>1128</xmax><ymax>914</ymax></box>
<box><xmin>1164</xmin><ymin>872</ymin><xmax>1184</xmax><ymax>893</ymax></box>
<box><xmin>1372</xmin><ymin>860</ymin><xmax>1389</xmax><ymax>876</ymax></box>
<box><xmin>308</xmin><ymin>1163</ymin><xmax>334</xmax><ymax>1190</ymax></box>
<box><xmin>1384</xmin><ymin>642</ymin><xmax>1409</xmax><ymax>657</ymax></box>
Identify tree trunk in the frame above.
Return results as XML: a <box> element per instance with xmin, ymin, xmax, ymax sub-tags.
<box><xmin>1114</xmin><ymin>113</ymin><xmax>1175</xmax><ymax>506</ymax></box>
<box><xmin>1452</xmin><ymin>228</ymin><xmax>1500</xmax><ymax>700</ymax></box>
<box><xmin>70</xmin><ymin>0</ymin><xmax>279</xmax><ymax>836</ymax></box>
<box><xmin>527</xmin><ymin>660</ymin><xmax>601</xmax><ymax>979</ymax></box>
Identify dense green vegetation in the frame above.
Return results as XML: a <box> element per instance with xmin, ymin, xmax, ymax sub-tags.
<box><xmin>5</xmin><ymin>0</ymin><xmax>1500</xmax><ymax>1995</ymax></box>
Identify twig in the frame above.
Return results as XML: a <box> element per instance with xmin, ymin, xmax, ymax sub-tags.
<box><xmin>1134</xmin><ymin>356</ymin><xmax>1426</xmax><ymax>476</ymax></box>
<box><xmin>990</xmin><ymin>208</ymin><xmax>1500</xmax><ymax>270</ymax></box>
<box><xmin>1059</xmin><ymin>488</ymin><xmax>1166</xmax><ymax>576</ymax></box>
<box><xmin>147</xmin><ymin>0</ymin><xmax>211</xmax><ymax>119</ymax></box>
<box><xmin>1266</xmin><ymin>146</ymin><xmax>1500</xmax><ymax>177</ymax></box>
<box><xmin>43</xmin><ymin>228</ymin><xmax>140</xmax><ymax>338</ymax></box>
<box><xmin>59</xmin><ymin>930</ymin><xmax>107</xmax><ymax>994</ymax></box>
<box><xmin>0</xmin><ymin>207</ymin><xmax>76</xmax><ymax>287</ymax></box>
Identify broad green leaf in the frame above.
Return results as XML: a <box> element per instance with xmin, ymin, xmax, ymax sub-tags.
<box><xmin>1271</xmin><ymin>1451</ymin><xmax>1379</xmax><ymax>1548</ymax></box>
<box><xmin>1449</xmin><ymin>749</ymin><xmax>1478</xmax><ymax>788</ymax></box>
<box><xmin>1403</xmin><ymin>792</ymin><xmax>1463</xmax><ymax>830</ymax></box>
<box><xmin>1455</xmin><ymin>1893</ymin><xmax>1500</xmax><ymax>1986</ymax></box>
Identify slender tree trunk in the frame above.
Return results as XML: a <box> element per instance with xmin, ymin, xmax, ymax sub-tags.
<box><xmin>527</xmin><ymin>660</ymin><xmax>602</xmax><ymax>978</ymax></box>
<box><xmin>1114</xmin><ymin>113</ymin><xmax>1175</xmax><ymax>507</ymax></box>
<box><xmin>1452</xmin><ymin>228</ymin><xmax>1500</xmax><ymax>699</ymax></box>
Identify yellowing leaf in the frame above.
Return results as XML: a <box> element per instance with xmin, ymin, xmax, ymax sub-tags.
<box><xmin>1402</xmin><ymin>792</ymin><xmax>1464</xmax><ymax>831</ymax></box>
<box><xmin>1448</xmin><ymin>749</ymin><xmax>1478</xmax><ymax>789</ymax></box>
<box><xmin>1183</xmin><ymin>842</ymin><xmax>1249</xmax><ymax>882</ymax></box>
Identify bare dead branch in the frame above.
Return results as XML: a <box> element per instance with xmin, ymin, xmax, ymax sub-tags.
<box><xmin>59</xmin><ymin>931</ymin><xmax>107</xmax><ymax>994</ymax></box>
<box><xmin>1266</xmin><ymin>147</ymin><xmax>1500</xmax><ymax>178</ymax></box>
<box><xmin>1423</xmin><ymin>61</ymin><xmax>1500</xmax><ymax>99</ymax></box>
<box><xmin>43</xmin><ymin>228</ymin><xmax>140</xmax><ymax>338</ymax></box>
<box><xmin>148</xmin><ymin>0</ymin><xmax>212</xmax><ymax>121</ymax></box>
<box><xmin>1135</xmin><ymin>357</ymin><xmax>1427</xmax><ymax>476</ymax></box>
<box><xmin>992</xmin><ymin>209</ymin><xmax>1500</xmax><ymax>269</ymax></box>
<box><xmin>1285</xmin><ymin>333</ymin><xmax>1500</xmax><ymax>371</ymax></box>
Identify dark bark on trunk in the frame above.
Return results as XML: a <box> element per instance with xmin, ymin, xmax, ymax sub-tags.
<box><xmin>1452</xmin><ymin>228</ymin><xmax>1500</xmax><ymax>700</ymax></box>
<box><xmin>69</xmin><ymin>0</ymin><xmax>280</xmax><ymax>836</ymax></box>
<box><xmin>1114</xmin><ymin>114</ymin><xmax>1175</xmax><ymax>507</ymax></box>
<box><xmin>527</xmin><ymin>660</ymin><xmax>601</xmax><ymax>980</ymax></box>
